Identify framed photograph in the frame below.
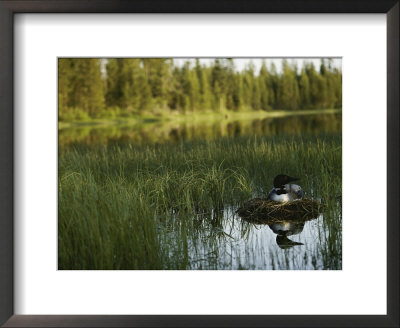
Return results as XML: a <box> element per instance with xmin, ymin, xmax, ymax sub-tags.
<box><xmin>1</xmin><ymin>1</ymin><xmax>398</xmax><ymax>327</ymax></box>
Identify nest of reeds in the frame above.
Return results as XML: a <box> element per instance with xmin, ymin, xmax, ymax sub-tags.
<box><xmin>237</xmin><ymin>197</ymin><xmax>323</xmax><ymax>223</ymax></box>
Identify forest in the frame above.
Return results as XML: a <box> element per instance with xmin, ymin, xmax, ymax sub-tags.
<box><xmin>58</xmin><ymin>58</ymin><xmax>342</xmax><ymax>121</ymax></box>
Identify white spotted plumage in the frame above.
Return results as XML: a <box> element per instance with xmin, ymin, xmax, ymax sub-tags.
<box><xmin>267</xmin><ymin>181</ymin><xmax>304</xmax><ymax>203</ymax></box>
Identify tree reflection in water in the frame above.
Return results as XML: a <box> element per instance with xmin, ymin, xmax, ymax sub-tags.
<box><xmin>59</xmin><ymin>113</ymin><xmax>342</xmax><ymax>148</ymax></box>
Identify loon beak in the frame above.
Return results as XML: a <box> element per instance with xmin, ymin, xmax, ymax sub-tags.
<box><xmin>276</xmin><ymin>235</ymin><xmax>304</xmax><ymax>249</ymax></box>
<box><xmin>288</xmin><ymin>176</ymin><xmax>300</xmax><ymax>183</ymax></box>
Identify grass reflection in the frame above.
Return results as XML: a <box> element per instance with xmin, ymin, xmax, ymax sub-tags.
<box><xmin>59</xmin><ymin>113</ymin><xmax>341</xmax><ymax>148</ymax></box>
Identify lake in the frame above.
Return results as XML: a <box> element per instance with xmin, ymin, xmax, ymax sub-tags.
<box><xmin>59</xmin><ymin>112</ymin><xmax>342</xmax><ymax>147</ymax></box>
<box><xmin>58</xmin><ymin>112</ymin><xmax>342</xmax><ymax>270</ymax></box>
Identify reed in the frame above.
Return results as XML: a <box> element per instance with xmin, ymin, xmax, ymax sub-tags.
<box><xmin>58</xmin><ymin>134</ymin><xmax>342</xmax><ymax>270</ymax></box>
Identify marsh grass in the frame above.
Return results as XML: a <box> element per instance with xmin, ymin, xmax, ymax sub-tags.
<box><xmin>58</xmin><ymin>134</ymin><xmax>342</xmax><ymax>270</ymax></box>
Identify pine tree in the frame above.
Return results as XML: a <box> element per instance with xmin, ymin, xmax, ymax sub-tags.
<box><xmin>167</xmin><ymin>67</ymin><xmax>178</xmax><ymax>110</ymax></box>
<box><xmin>142</xmin><ymin>59</ymin><xmax>173</xmax><ymax>109</ymax></box>
<box><xmin>120</xmin><ymin>59</ymin><xmax>141</xmax><ymax>110</ymax></box>
<box><xmin>268</xmin><ymin>62</ymin><xmax>278</xmax><ymax>109</ymax></box>
<box><xmin>224</xmin><ymin>59</ymin><xmax>236</xmax><ymax>110</ymax></box>
<box><xmin>259</xmin><ymin>61</ymin><xmax>270</xmax><ymax>110</ymax></box>
<box><xmin>241</xmin><ymin>63</ymin><xmax>256</xmax><ymax>110</ymax></box>
<box><xmin>58</xmin><ymin>58</ymin><xmax>74</xmax><ymax>113</ymax></box>
<box><xmin>305</xmin><ymin>62</ymin><xmax>322</xmax><ymax>109</ymax></box>
<box><xmin>277</xmin><ymin>60</ymin><xmax>300</xmax><ymax>110</ymax></box>
<box><xmin>138</xmin><ymin>60</ymin><xmax>152</xmax><ymax>111</ymax></box>
<box><xmin>211</xmin><ymin>59</ymin><xmax>228</xmax><ymax>111</ymax></box>
<box><xmin>181</xmin><ymin>62</ymin><xmax>194</xmax><ymax>112</ymax></box>
<box><xmin>299</xmin><ymin>68</ymin><xmax>311</xmax><ymax>109</ymax></box>
<box><xmin>333</xmin><ymin>68</ymin><xmax>342</xmax><ymax>108</ymax></box>
<box><xmin>252</xmin><ymin>80</ymin><xmax>261</xmax><ymax>110</ymax></box>
<box><xmin>69</xmin><ymin>59</ymin><xmax>104</xmax><ymax>116</ymax></box>
<box><xmin>231</xmin><ymin>73</ymin><xmax>242</xmax><ymax>111</ymax></box>
<box><xmin>105</xmin><ymin>58</ymin><xmax>123</xmax><ymax>108</ymax></box>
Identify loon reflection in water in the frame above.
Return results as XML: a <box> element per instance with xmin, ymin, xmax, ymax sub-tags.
<box><xmin>268</xmin><ymin>221</ymin><xmax>305</xmax><ymax>249</ymax></box>
<box><xmin>239</xmin><ymin>214</ymin><xmax>310</xmax><ymax>249</ymax></box>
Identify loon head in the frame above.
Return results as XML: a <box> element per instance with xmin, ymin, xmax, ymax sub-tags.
<box><xmin>273</xmin><ymin>174</ymin><xmax>300</xmax><ymax>188</ymax></box>
<box><xmin>276</xmin><ymin>235</ymin><xmax>304</xmax><ymax>249</ymax></box>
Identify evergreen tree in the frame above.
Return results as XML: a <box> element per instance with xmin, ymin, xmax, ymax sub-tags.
<box><xmin>142</xmin><ymin>58</ymin><xmax>173</xmax><ymax>109</ymax></box>
<box><xmin>231</xmin><ymin>73</ymin><xmax>242</xmax><ymax>111</ymax></box>
<box><xmin>299</xmin><ymin>68</ymin><xmax>311</xmax><ymax>109</ymax></box>
<box><xmin>120</xmin><ymin>59</ymin><xmax>142</xmax><ymax>110</ymax></box>
<box><xmin>167</xmin><ymin>66</ymin><xmax>180</xmax><ymax>110</ymax></box>
<box><xmin>241</xmin><ymin>63</ymin><xmax>255</xmax><ymax>110</ymax></box>
<box><xmin>251</xmin><ymin>80</ymin><xmax>261</xmax><ymax>110</ymax></box>
<box><xmin>224</xmin><ymin>59</ymin><xmax>236</xmax><ymax>110</ymax></box>
<box><xmin>211</xmin><ymin>59</ymin><xmax>229</xmax><ymax>111</ymax></box>
<box><xmin>277</xmin><ymin>60</ymin><xmax>300</xmax><ymax>110</ymax></box>
<box><xmin>259</xmin><ymin>61</ymin><xmax>270</xmax><ymax>110</ymax></box>
<box><xmin>69</xmin><ymin>58</ymin><xmax>104</xmax><ymax>115</ymax></box>
<box><xmin>305</xmin><ymin>62</ymin><xmax>324</xmax><ymax>109</ymax></box>
<box><xmin>137</xmin><ymin>60</ymin><xmax>152</xmax><ymax>111</ymax></box>
<box><xmin>105</xmin><ymin>58</ymin><xmax>123</xmax><ymax>108</ymax></box>
<box><xmin>181</xmin><ymin>62</ymin><xmax>193</xmax><ymax>112</ymax></box>
<box><xmin>58</xmin><ymin>58</ymin><xmax>74</xmax><ymax>113</ymax></box>
<box><xmin>333</xmin><ymin>68</ymin><xmax>342</xmax><ymax>108</ymax></box>
<box><xmin>268</xmin><ymin>62</ymin><xmax>278</xmax><ymax>109</ymax></box>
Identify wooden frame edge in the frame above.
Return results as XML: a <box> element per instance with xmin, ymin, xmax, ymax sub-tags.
<box><xmin>0</xmin><ymin>1</ymin><xmax>398</xmax><ymax>327</ymax></box>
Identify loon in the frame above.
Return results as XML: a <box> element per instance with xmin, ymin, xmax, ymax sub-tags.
<box><xmin>267</xmin><ymin>174</ymin><xmax>304</xmax><ymax>203</ymax></box>
<box><xmin>269</xmin><ymin>221</ymin><xmax>305</xmax><ymax>249</ymax></box>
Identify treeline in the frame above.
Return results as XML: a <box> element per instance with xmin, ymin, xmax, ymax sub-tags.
<box><xmin>58</xmin><ymin>58</ymin><xmax>342</xmax><ymax>120</ymax></box>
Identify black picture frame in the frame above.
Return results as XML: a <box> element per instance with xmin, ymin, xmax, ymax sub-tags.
<box><xmin>0</xmin><ymin>1</ymin><xmax>398</xmax><ymax>327</ymax></box>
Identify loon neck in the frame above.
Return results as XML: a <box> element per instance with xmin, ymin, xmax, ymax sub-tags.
<box><xmin>276</xmin><ymin>187</ymin><xmax>287</xmax><ymax>195</ymax></box>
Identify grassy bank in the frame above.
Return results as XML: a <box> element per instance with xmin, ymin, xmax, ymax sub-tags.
<box><xmin>58</xmin><ymin>135</ymin><xmax>342</xmax><ymax>270</ymax></box>
<box><xmin>58</xmin><ymin>108</ymin><xmax>342</xmax><ymax>130</ymax></box>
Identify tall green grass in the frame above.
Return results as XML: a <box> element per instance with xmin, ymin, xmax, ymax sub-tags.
<box><xmin>58</xmin><ymin>134</ymin><xmax>341</xmax><ymax>270</ymax></box>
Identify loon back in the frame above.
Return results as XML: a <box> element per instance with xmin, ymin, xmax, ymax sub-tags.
<box><xmin>269</xmin><ymin>221</ymin><xmax>305</xmax><ymax>236</ymax></box>
<box><xmin>267</xmin><ymin>184</ymin><xmax>304</xmax><ymax>203</ymax></box>
<box><xmin>287</xmin><ymin>184</ymin><xmax>304</xmax><ymax>199</ymax></box>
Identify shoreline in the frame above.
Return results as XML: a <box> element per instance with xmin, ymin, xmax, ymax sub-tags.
<box><xmin>58</xmin><ymin>108</ymin><xmax>342</xmax><ymax>130</ymax></box>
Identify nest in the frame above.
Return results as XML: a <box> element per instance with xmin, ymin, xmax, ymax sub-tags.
<box><xmin>237</xmin><ymin>197</ymin><xmax>323</xmax><ymax>223</ymax></box>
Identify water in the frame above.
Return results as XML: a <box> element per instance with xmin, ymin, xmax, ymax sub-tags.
<box><xmin>59</xmin><ymin>112</ymin><xmax>342</xmax><ymax>147</ymax></box>
<box><xmin>162</xmin><ymin>207</ymin><xmax>339</xmax><ymax>270</ymax></box>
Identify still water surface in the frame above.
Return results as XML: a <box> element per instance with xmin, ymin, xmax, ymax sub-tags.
<box><xmin>59</xmin><ymin>112</ymin><xmax>342</xmax><ymax>147</ymax></box>
<box><xmin>186</xmin><ymin>208</ymin><xmax>328</xmax><ymax>270</ymax></box>
<box><xmin>158</xmin><ymin>203</ymin><xmax>339</xmax><ymax>270</ymax></box>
